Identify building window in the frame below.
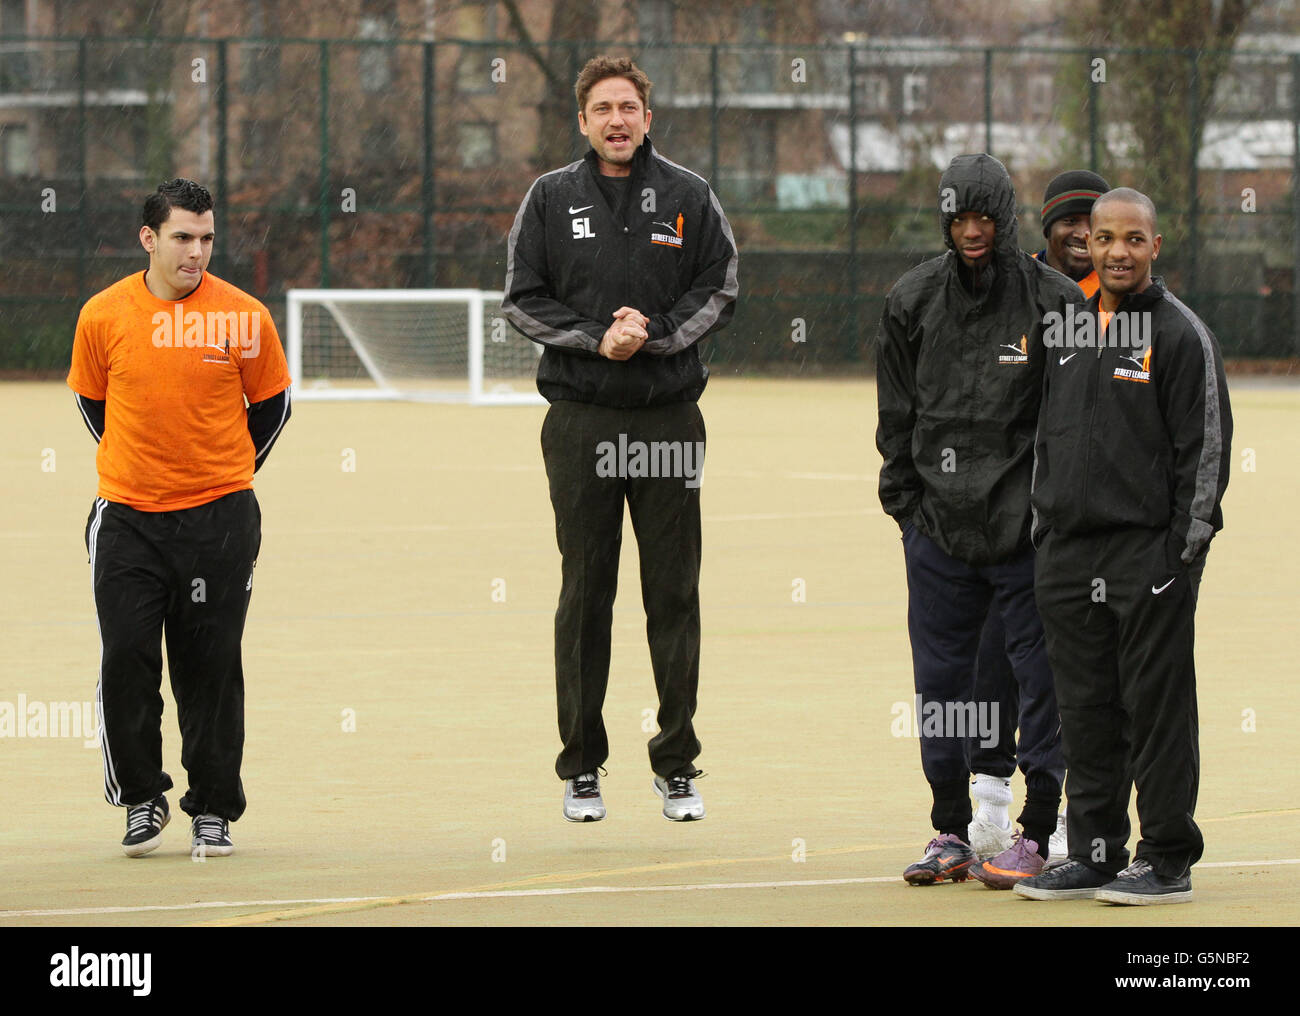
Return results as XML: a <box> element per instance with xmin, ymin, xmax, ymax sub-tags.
<box><xmin>1278</xmin><ymin>72</ymin><xmax>1292</xmax><ymax>113</ymax></box>
<box><xmin>241</xmin><ymin>0</ymin><xmax>281</xmax><ymax>95</ymax></box>
<box><xmin>1</xmin><ymin>0</ymin><xmax>26</xmax><ymax>35</ymax></box>
<box><xmin>859</xmin><ymin>72</ymin><xmax>888</xmax><ymax>115</ymax></box>
<box><xmin>726</xmin><ymin>117</ymin><xmax>775</xmax><ymax>202</ymax></box>
<box><xmin>457</xmin><ymin>123</ymin><xmax>496</xmax><ymax>169</ymax></box>
<box><xmin>1</xmin><ymin>123</ymin><xmax>32</xmax><ymax>176</ymax></box>
<box><xmin>241</xmin><ymin>119</ymin><xmax>269</xmax><ymax>174</ymax></box>
<box><xmin>454</xmin><ymin>2</ymin><xmax>497</xmax><ymax>95</ymax></box>
<box><xmin>902</xmin><ymin>73</ymin><xmax>927</xmax><ymax>116</ymax></box>
<box><xmin>739</xmin><ymin>2</ymin><xmax>773</xmax><ymax>93</ymax></box>
<box><xmin>361</xmin><ymin>121</ymin><xmax>398</xmax><ymax>169</ymax></box>
<box><xmin>359</xmin><ymin>0</ymin><xmax>398</xmax><ymax>94</ymax></box>
<box><xmin>1028</xmin><ymin>73</ymin><xmax>1053</xmax><ymax>118</ymax></box>
<box><xmin>638</xmin><ymin>0</ymin><xmax>674</xmax><ymax>101</ymax></box>
<box><xmin>1215</xmin><ymin>72</ymin><xmax>1257</xmax><ymax>115</ymax></box>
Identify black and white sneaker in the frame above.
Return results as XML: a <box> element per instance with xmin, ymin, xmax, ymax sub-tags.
<box><xmin>653</xmin><ymin>771</ymin><xmax>705</xmax><ymax>821</ymax></box>
<box><xmin>1013</xmin><ymin>858</ymin><xmax>1113</xmax><ymax>900</ymax></box>
<box><xmin>190</xmin><ymin>814</ymin><xmax>235</xmax><ymax>857</ymax></box>
<box><xmin>1094</xmin><ymin>858</ymin><xmax>1192</xmax><ymax>905</ymax></box>
<box><xmin>122</xmin><ymin>795</ymin><xmax>170</xmax><ymax>857</ymax></box>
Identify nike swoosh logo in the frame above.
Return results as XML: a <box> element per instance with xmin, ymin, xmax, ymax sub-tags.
<box><xmin>1152</xmin><ymin>577</ymin><xmax>1176</xmax><ymax>595</ymax></box>
<box><xmin>568</xmin><ymin>205</ymin><xmax>593</xmax><ymax>214</ymax></box>
<box><xmin>1059</xmin><ymin>352</ymin><xmax>1078</xmax><ymax>365</ymax></box>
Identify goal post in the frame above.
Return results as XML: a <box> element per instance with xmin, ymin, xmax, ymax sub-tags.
<box><xmin>285</xmin><ymin>289</ymin><xmax>545</xmax><ymax>405</ymax></box>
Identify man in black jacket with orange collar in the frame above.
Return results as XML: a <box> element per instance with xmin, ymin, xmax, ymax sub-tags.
<box><xmin>1016</xmin><ymin>188</ymin><xmax>1231</xmax><ymax>905</ymax></box>
<box><xmin>504</xmin><ymin>56</ymin><xmax>737</xmax><ymax>825</ymax></box>
<box><xmin>877</xmin><ymin>153</ymin><xmax>1077</xmax><ymax>886</ymax></box>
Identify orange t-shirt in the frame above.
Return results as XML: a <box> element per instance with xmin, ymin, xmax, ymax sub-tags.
<box><xmin>67</xmin><ymin>271</ymin><xmax>291</xmax><ymax>511</ymax></box>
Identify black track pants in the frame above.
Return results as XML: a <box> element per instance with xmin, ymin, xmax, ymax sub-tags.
<box><xmin>1034</xmin><ymin>527</ymin><xmax>1205</xmax><ymax>878</ymax></box>
<box><xmin>86</xmin><ymin>491</ymin><xmax>260</xmax><ymax>821</ymax></box>
<box><xmin>541</xmin><ymin>399</ymin><xmax>705</xmax><ymax>780</ymax></box>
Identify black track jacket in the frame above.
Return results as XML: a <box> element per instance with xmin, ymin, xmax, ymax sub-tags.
<box><xmin>876</xmin><ymin>153</ymin><xmax>1083</xmax><ymax>566</ymax></box>
<box><xmin>503</xmin><ymin>138</ymin><xmax>738</xmax><ymax>408</ymax></box>
<box><xmin>1030</xmin><ymin>279</ymin><xmax>1232</xmax><ymax>564</ymax></box>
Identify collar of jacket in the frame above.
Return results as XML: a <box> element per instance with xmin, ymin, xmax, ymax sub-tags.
<box><xmin>583</xmin><ymin>136</ymin><xmax>654</xmax><ymax>185</ymax></box>
<box><xmin>1089</xmin><ymin>275</ymin><xmax>1167</xmax><ymax>313</ymax></box>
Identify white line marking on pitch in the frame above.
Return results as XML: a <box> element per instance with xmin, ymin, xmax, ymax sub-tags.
<box><xmin>3</xmin><ymin>859</ymin><xmax>1298</xmax><ymax>919</ymax></box>
<box><xmin>0</xmin><ymin>897</ymin><xmax>388</xmax><ymax>919</ymax></box>
<box><xmin>427</xmin><ymin>877</ymin><xmax>891</xmax><ymax>902</ymax></box>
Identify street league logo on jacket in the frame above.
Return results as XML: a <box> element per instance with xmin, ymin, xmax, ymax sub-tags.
<box><xmin>1114</xmin><ymin>345</ymin><xmax>1152</xmax><ymax>383</ymax></box>
<box><xmin>651</xmin><ymin>212</ymin><xmax>685</xmax><ymax>249</ymax></box>
<box><xmin>998</xmin><ymin>334</ymin><xmax>1029</xmax><ymax>365</ymax></box>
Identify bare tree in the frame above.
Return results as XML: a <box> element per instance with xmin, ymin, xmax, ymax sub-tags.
<box><xmin>1066</xmin><ymin>1</ymin><xmax>1259</xmax><ymax>221</ymax></box>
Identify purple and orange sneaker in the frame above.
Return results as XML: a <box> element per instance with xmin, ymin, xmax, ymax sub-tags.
<box><xmin>903</xmin><ymin>834</ymin><xmax>976</xmax><ymax>885</ymax></box>
<box><xmin>971</xmin><ymin>831</ymin><xmax>1044</xmax><ymax>889</ymax></box>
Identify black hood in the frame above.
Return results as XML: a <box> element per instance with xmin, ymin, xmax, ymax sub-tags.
<box><xmin>939</xmin><ymin>153</ymin><xmax>1019</xmax><ymax>272</ymax></box>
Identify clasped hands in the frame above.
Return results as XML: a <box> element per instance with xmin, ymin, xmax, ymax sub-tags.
<box><xmin>599</xmin><ymin>307</ymin><xmax>650</xmax><ymax>361</ymax></box>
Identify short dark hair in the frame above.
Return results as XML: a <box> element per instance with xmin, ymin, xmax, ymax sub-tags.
<box><xmin>1092</xmin><ymin>186</ymin><xmax>1157</xmax><ymax>234</ymax></box>
<box><xmin>574</xmin><ymin>55</ymin><xmax>651</xmax><ymax>114</ymax></box>
<box><xmin>142</xmin><ymin>178</ymin><xmax>214</xmax><ymax>232</ymax></box>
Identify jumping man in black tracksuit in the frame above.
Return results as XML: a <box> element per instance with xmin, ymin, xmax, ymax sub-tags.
<box><xmin>876</xmin><ymin>153</ymin><xmax>1076</xmax><ymax>886</ymax></box>
<box><xmin>503</xmin><ymin>56</ymin><xmax>737</xmax><ymax>823</ymax></box>
<box><xmin>1015</xmin><ymin>188</ymin><xmax>1232</xmax><ymax>905</ymax></box>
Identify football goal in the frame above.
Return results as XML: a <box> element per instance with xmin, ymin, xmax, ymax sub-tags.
<box><xmin>285</xmin><ymin>289</ymin><xmax>544</xmax><ymax>404</ymax></box>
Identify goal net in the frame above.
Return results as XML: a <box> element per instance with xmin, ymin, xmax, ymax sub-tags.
<box><xmin>285</xmin><ymin>289</ymin><xmax>544</xmax><ymax>404</ymax></box>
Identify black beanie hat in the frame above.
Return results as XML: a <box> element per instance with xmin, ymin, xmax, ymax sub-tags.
<box><xmin>1041</xmin><ymin>170</ymin><xmax>1110</xmax><ymax>237</ymax></box>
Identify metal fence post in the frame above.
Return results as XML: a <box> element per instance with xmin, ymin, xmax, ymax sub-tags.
<box><xmin>1188</xmin><ymin>50</ymin><xmax>1200</xmax><ymax>301</ymax></box>
<box><xmin>710</xmin><ymin>45</ymin><xmax>720</xmax><ymax>192</ymax></box>
<box><xmin>848</xmin><ymin>43</ymin><xmax>858</xmax><ymax>358</ymax></box>
<box><xmin>318</xmin><ymin>40</ymin><xmax>330</xmax><ymax>288</ymax></box>
<box><xmin>984</xmin><ymin>48</ymin><xmax>993</xmax><ymax>155</ymax></box>
<box><xmin>1292</xmin><ymin>53</ymin><xmax>1299</xmax><ymax>353</ymax></box>
<box><xmin>77</xmin><ymin>38</ymin><xmax>87</xmax><ymax>306</ymax></box>
<box><xmin>1088</xmin><ymin>50</ymin><xmax>1099</xmax><ymax>173</ymax></box>
<box><xmin>215</xmin><ymin>39</ymin><xmax>228</xmax><ymax>281</ymax></box>
<box><xmin>422</xmin><ymin>40</ymin><xmax>436</xmax><ymax>288</ymax></box>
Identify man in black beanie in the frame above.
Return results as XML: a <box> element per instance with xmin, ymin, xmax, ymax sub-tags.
<box><xmin>1038</xmin><ymin>170</ymin><xmax>1110</xmax><ymax>296</ymax></box>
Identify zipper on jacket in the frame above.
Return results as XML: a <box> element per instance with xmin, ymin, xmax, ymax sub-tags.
<box><xmin>1081</xmin><ymin>302</ymin><xmax>1116</xmax><ymax>524</ymax></box>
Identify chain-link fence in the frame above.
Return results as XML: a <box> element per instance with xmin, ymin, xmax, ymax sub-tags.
<box><xmin>2</xmin><ymin>36</ymin><xmax>1298</xmax><ymax>370</ymax></box>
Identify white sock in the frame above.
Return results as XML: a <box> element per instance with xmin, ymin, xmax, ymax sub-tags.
<box><xmin>971</xmin><ymin>774</ymin><xmax>1012</xmax><ymax>827</ymax></box>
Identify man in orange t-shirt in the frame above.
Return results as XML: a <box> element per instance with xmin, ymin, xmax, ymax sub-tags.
<box><xmin>68</xmin><ymin>178</ymin><xmax>291</xmax><ymax>858</ymax></box>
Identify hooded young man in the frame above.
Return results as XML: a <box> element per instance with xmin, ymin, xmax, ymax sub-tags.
<box><xmin>967</xmin><ymin>169</ymin><xmax>1110</xmax><ymax>865</ymax></box>
<box><xmin>876</xmin><ymin>153</ymin><xmax>1078</xmax><ymax>886</ymax></box>
<box><xmin>1015</xmin><ymin>188</ymin><xmax>1231</xmax><ymax>905</ymax></box>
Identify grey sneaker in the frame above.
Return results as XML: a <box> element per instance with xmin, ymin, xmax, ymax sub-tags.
<box><xmin>1095</xmin><ymin>858</ymin><xmax>1193</xmax><ymax>905</ymax></box>
<box><xmin>1045</xmin><ymin>812</ymin><xmax>1069</xmax><ymax>869</ymax></box>
<box><xmin>653</xmin><ymin>771</ymin><xmax>705</xmax><ymax>821</ymax></box>
<box><xmin>1013</xmin><ymin>859</ymin><xmax>1113</xmax><ymax>900</ymax></box>
<box><xmin>563</xmin><ymin>771</ymin><xmax>606</xmax><ymax>822</ymax></box>
<box><xmin>122</xmin><ymin>794</ymin><xmax>169</xmax><ymax>857</ymax></box>
<box><xmin>190</xmin><ymin>814</ymin><xmax>235</xmax><ymax>857</ymax></box>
